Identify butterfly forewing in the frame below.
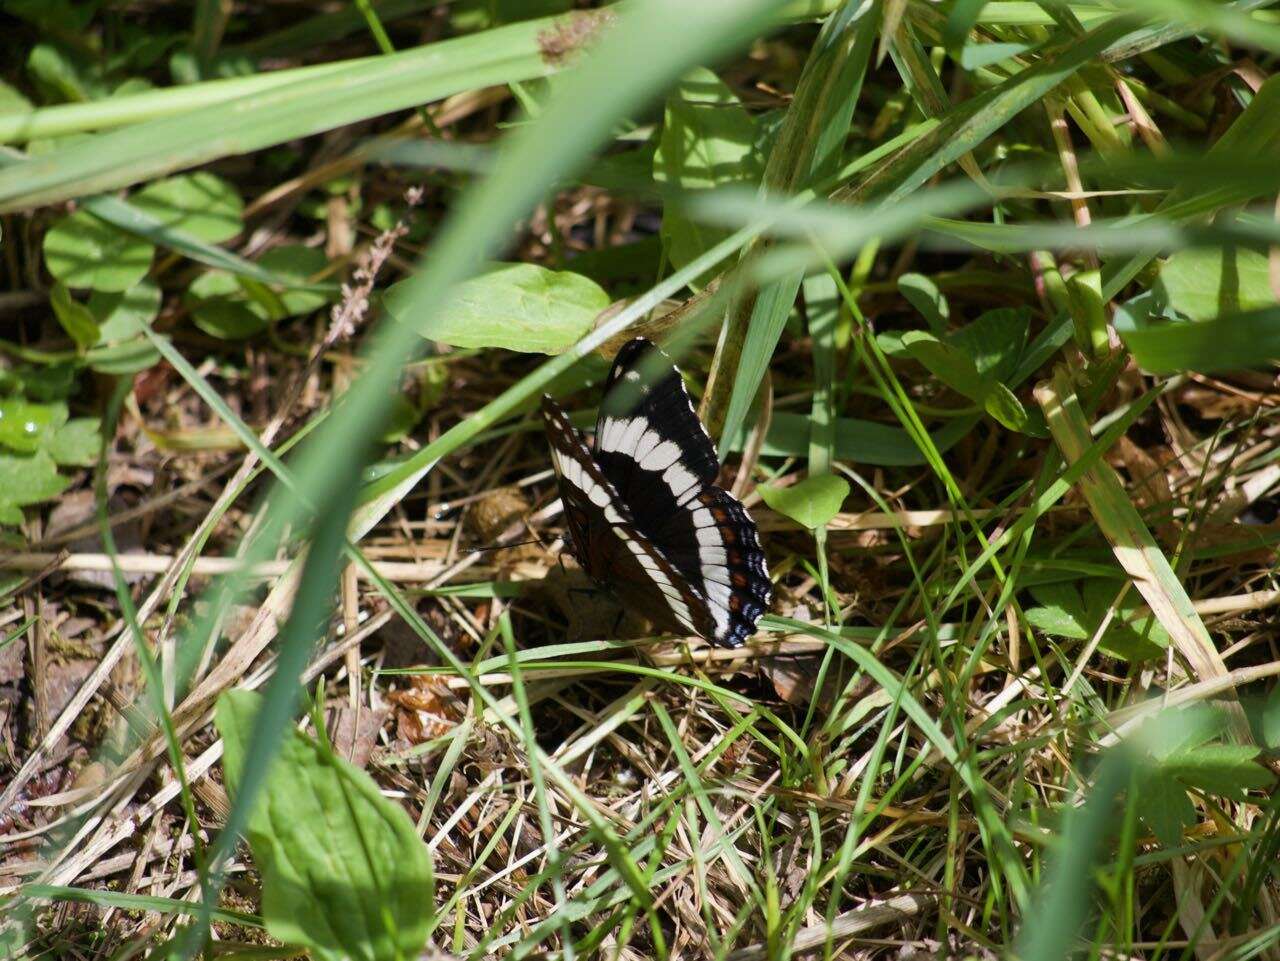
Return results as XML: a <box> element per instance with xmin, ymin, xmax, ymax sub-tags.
<box><xmin>594</xmin><ymin>338</ymin><xmax>719</xmax><ymax>499</ymax></box>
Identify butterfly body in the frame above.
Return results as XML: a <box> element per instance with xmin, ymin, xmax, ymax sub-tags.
<box><xmin>541</xmin><ymin>338</ymin><xmax>771</xmax><ymax>647</ymax></box>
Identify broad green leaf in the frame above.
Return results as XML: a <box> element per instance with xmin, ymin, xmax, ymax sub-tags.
<box><xmin>90</xmin><ymin>281</ymin><xmax>161</xmax><ymax>339</ymax></box>
<box><xmin>44</xmin><ymin>210</ymin><xmax>155</xmax><ymax>292</ymax></box>
<box><xmin>1139</xmin><ymin>771</ymin><xmax>1197</xmax><ymax>848</ymax></box>
<box><xmin>186</xmin><ymin>246</ymin><xmax>332</xmax><ymax>338</ymax></box>
<box><xmin>86</xmin><ymin>281</ymin><xmax>163</xmax><ymax>373</ymax></box>
<box><xmin>1154</xmin><ymin>246</ymin><xmax>1278</xmax><ymax>322</ymax></box>
<box><xmin>3</xmin><ymin>363</ymin><xmax>76</xmax><ymax>402</ymax></box>
<box><xmin>130</xmin><ymin>172</ymin><xmax>244</xmax><ymax>243</ymax></box>
<box><xmin>1025</xmin><ymin>604</ymin><xmax>1089</xmax><ymax>640</ymax></box>
<box><xmin>1114</xmin><ymin>305</ymin><xmax>1280</xmax><ymax>375</ymax></box>
<box><xmin>949</xmin><ymin>307</ymin><xmax>1029</xmax><ymax>383</ymax></box>
<box><xmin>87</xmin><ymin>338</ymin><xmax>162</xmax><ymax>375</ymax></box>
<box><xmin>386</xmin><ymin>262</ymin><xmax>610</xmax><ymax>354</ymax></box>
<box><xmin>900</xmin><ymin>330</ymin><xmax>987</xmax><ymax>400</ymax></box>
<box><xmin>1162</xmin><ymin>744</ymin><xmax>1272</xmax><ymax>799</ymax></box>
<box><xmin>757</xmin><ymin>473</ymin><xmax>849</xmax><ymax>531</ymax></box>
<box><xmin>654</xmin><ymin>67</ymin><xmax>760</xmax><ymax>285</ymax></box>
<box><xmin>1131</xmin><ymin>707</ymin><xmax>1265</xmax><ymax>847</ymax></box>
<box><xmin>46</xmin><ymin>418</ymin><xmax>101</xmax><ymax>467</ymax></box>
<box><xmin>1027</xmin><ymin>580</ymin><xmax>1165</xmax><ymax>661</ymax></box>
<box><xmin>1027</xmin><ymin>582</ymin><xmax>1090</xmax><ymax>638</ymax></box>
<box><xmin>1026</xmin><ymin>585</ymin><xmax>1090</xmax><ymax>640</ymax></box>
<box><xmin>1143</xmin><ymin>704</ymin><xmax>1231</xmax><ymax>761</ymax></box>
<box><xmin>0</xmin><ymin>397</ymin><xmax>64</xmax><ymax>454</ymax></box>
<box><xmin>247</xmin><ymin>244</ymin><xmax>331</xmax><ymax>318</ymax></box>
<box><xmin>897</xmin><ymin>273</ymin><xmax>948</xmax><ymax>333</ymax></box>
<box><xmin>0</xmin><ymin>449</ymin><xmax>70</xmax><ymax>506</ymax></box>
<box><xmin>1081</xmin><ymin>579</ymin><xmax>1169</xmax><ymax>661</ymax></box>
<box><xmin>49</xmin><ymin>282</ymin><xmax>99</xmax><ymax>349</ymax></box>
<box><xmin>653</xmin><ymin>68</ymin><xmax>760</xmax><ymax>191</ymax></box>
<box><xmin>1096</xmin><ymin>625</ymin><xmax>1165</xmax><ymax>662</ymax></box>
<box><xmin>27</xmin><ymin>43</ymin><xmax>92</xmax><ymax>103</ymax></box>
<box><xmin>216</xmin><ymin>689</ymin><xmax>434</xmax><ymax>961</ymax></box>
<box><xmin>1134</xmin><ymin>726</ymin><xmax>1270</xmax><ymax>848</ymax></box>
<box><xmin>874</xmin><ymin>329</ymin><xmax>910</xmax><ymax>357</ymax></box>
<box><xmin>185</xmin><ymin>269</ymin><xmax>268</xmax><ymax>340</ymax></box>
<box><xmin>983</xmin><ymin>382</ymin><xmax>1029</xmax><ymax>432</ymax></box>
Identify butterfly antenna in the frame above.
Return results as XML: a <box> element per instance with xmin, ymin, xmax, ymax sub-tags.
<box><xmin>464</xmin><ymin>537</ymin><xmax>544</xmax><ymax>555</ymax></box>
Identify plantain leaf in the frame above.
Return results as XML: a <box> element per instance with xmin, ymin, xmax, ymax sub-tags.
<box><xmin>386</xmin><ymin>262</ymin><xmax>609</xmax><ymax>354</ymax></box>
<box><xmin>216</xmin><ymin>689</ymin><xmax>434</xmax><ymax>961</ymax></box>
<box><xmin>1154</xmin><ymin>245</ymin><xmax>1278</xmax><ymax>322</ymax></box>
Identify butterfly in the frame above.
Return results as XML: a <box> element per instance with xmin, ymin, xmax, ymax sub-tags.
<box><xmin>541</xmin><ymin>337</ymin><xmax>771</xmax><ymax>647</ymax></box>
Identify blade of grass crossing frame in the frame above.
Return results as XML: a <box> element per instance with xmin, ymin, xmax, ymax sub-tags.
<box><xmin>0</xmin><ymin>2</ymin><xmax>845</xmax><ymax>210</ymax></box>
<box><xmin>20</xmin><ymin>885</ymin><xmax>261</xmax><ymax>927</ymax></box>
<box><xmin>0</xmin><ymin>16</ymin><xmax>562</xmax><ymax>209</ymax></box>
<box><xmin>706</xmin><ymin>0</ymin><xmax>878</xmax><ymax>445</ymax></box>
<box><xmin>1015</xmin><ymin>747</ymin><xmax>1135</xmax><ymax>961</ymax></box>
<box><xmin>1107</xmin><ymin>0</ymin><xmax>1280</xmax><ymax>54</ymax></box>
<box><xmin>887</xmin><ymin>17</ymin><xmax>987</xmax><ymax>187</ymax></box>
<box><xmin>1033</xmin><ymin>367</ymin><xmax>1241</xmax><ymax>723</ymax></box>
<box><xmin>1100</xmin><ymin>0</ymin><xmax>1275</xmax><ymax>61</ymax></box>
<box><xmin>0</xmin><ymin>58</ymin><xmax>362</xmax><ymax>144</ymax></box>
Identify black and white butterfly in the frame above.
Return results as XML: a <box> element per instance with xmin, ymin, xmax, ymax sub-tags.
<box><xmin>541</xmin><ymin>338</ymin><xmax>771</xmax><ymax>647</ymax></box>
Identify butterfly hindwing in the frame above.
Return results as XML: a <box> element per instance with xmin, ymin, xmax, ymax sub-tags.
<box><xmin>683</xmin><ymin>487</ymin><xmax>773</xmax><ymax>647</ymax></box>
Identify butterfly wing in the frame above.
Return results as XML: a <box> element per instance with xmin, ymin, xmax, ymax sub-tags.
<box><xmin>591</xmin><ymin>339</ymin><xmax>772</xmax><ymax>647</ymax></box>
<box><xmin>594</xmin><ymin>337</ymin><xmax>720</xmax><ymax>507</ymax></box>
<box><xmin>542</xmin><ymin>394</ymin><xmax>715</xmax><ymax>638</ymax></box>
